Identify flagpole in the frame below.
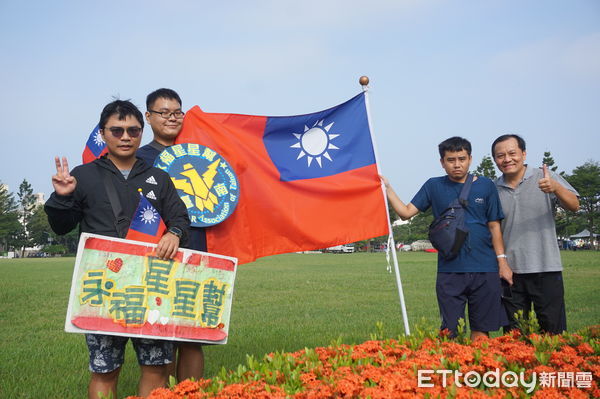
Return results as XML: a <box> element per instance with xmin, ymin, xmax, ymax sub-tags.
<box><xmin>360</xmin><ymin>76</ymin><xmax>411</xmax><ymax>336</ymax></box>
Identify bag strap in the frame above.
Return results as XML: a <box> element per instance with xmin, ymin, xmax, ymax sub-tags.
<box><xmin>148</xmin><ymin>140</ymin><xmax>166</xmax><ymax>153</ymax></box>
<box><xmin>458</xmin><ymin>174</ymin><xmax>474</xmax><ymax>206</ymax></box>
<box><xmin>100</xmin><ymin>167</ymin><xmax>130</xmax><ymax>238</ymax></box>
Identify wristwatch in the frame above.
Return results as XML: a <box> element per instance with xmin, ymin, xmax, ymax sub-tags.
<box><xmin>168</xmin><ymin>226</ymin><xmax>183</xmax><ymax>238</ymax></box>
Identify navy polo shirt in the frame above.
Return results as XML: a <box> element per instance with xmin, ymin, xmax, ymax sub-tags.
<box><xmin>411</xmin><ymin>175</ymin><xmax>504</xmax><ymax>272</ymax></box>
<box><xmin>137</xmin><ymin>141</ymin><xmax>207</xmax><ymax>252</ymax></box>
<box><xmin>137</xmin><ymin>142</ymin><xmax>165</xmax><ymax>168</ymax></box>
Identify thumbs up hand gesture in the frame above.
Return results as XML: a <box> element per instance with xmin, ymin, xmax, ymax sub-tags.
<box><xmin>538</xmin><ymin>164</ymin><xmax>557</xmax><ymax>193</ymax></box>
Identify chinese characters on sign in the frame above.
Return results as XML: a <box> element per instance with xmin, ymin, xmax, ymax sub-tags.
<box><xmin>66</xmin><ymin>233</ymin><xmax>237</xmax><ymax>344</ymax></box>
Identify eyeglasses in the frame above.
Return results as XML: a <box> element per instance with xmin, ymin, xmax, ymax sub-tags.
<box><xmin>148</xmin><ymin>110</ymin><xmax>185</xmax><ymax>119</ymax></box>
<box><xmin>104</xmin><ymin>126</ymin><xmax>142</xmax><ymax>138</ymax></box>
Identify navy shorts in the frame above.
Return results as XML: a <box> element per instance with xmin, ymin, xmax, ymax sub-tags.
<box><xmin>85</xmin><ymin>334</ymin><xmax>174</xmax><ymax>373</ymax></box>
<box><xmin>436</xmin><ymin>272</ymin><xmax>508</xmax><ymax>336</ymax></box>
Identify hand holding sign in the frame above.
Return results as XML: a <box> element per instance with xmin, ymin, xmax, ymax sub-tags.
<box><xmin>52</xmin><ymin>156</ymin><xmax>77</xmax><ymax>196</ymax></box>
<box><xmin>538</xmin><ymin>164</ymin><xmax>557</xmax><ymax>193</ymax></box>
<box><xmin>156</xmin><ymin>232</ymin><xmax>180</xmax><ymax>260</ymax></box>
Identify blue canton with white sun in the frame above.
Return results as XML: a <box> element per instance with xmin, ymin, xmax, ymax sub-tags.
<box><xmin>263</xmin><ymin>93</ymin><xmax>376</xmax><ymax>182</ymax></box>
<box><xmin>290</xmin><ymin>119</ymin><xmax>340</xmax><ymax>168</ymax></box>
<box><xmin>139</xmin><ymin>206</ymin><xmax>159</xmax><ymax>224</ymax></box>
<box><xmin>93</xmin><ymin>130</ymin><xmax>105</xmax><ymax>148</ymax></box>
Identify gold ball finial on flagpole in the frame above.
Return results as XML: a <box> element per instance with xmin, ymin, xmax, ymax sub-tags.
<box><xmin>359</xmin><ymin>76</ymin><xmax>370</xmax><ymax>86</ymax></box>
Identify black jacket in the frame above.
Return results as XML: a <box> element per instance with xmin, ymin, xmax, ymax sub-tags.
<box><xmin>45</xmin><ymin>155</ymin><xmax>189</xmax><ymax>243</ymax></box>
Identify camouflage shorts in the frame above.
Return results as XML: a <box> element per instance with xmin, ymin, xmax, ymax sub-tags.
<box><xmin>85</xmin><ymin>333</ymin><xmax>174</xmax><ymax>373</ymax></box>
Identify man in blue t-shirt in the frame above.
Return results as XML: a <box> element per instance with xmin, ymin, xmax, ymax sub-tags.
<box><xmin>383</xmin><ymin>137</ymin><xmax>513</xmax><ymax>339</ymax></box>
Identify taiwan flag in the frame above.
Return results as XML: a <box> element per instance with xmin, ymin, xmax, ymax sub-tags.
<box><xmin>176</xmin><ymin>92</ymin><xmax>389</xmax><ymax>264</ymax></box>
<box><xmin>125</xmin><ymin>192</ymin><xmax>167</xmax><ymax>244</ymax></box>
<box><xmin>82</xmin><ymin>124</ymin><xmax>108</xmax><ymax>164</ymax></box>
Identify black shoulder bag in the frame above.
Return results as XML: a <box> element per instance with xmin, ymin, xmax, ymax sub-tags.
<box><xmin>428</xmin><ymin>174</ymin><xmax>474</xmax><ymax>260</ymax></box>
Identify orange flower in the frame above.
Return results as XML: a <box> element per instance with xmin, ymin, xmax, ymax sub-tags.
<box><xmin>173</xmin><ymin>379</ymin><xmax>200</xmax><ymax>395</ymax></box>
<box><xmin>141</xmin><ymin>330</ymin><xmax>599</xmax><ymax>399</ymax></box>
<box><xmin>146</xmin><ymin>387</ymin><xmax>178</xmax><ymax>399</ymax></box>
<box><xmin>576</xmin><ymin>343</ymin><xmax>594</xmax><ymax>355</ymax></box>
<box><xmin>532</xmin><ymin>387</ymin><xmax>569</xmax><ymax>398</ymax></box>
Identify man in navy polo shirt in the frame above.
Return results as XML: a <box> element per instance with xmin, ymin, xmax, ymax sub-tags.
<box><xmin>138</xmin><ymin>88</ymin><xmax>186</xmax><ymax>165</ymax></box>
<box><xmin>383</xmin><ymin>136</ymin><xmax>512</xmax><ymax>339</ymax></box>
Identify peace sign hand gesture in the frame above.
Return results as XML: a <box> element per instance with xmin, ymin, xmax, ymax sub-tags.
<box><xmin>52</xmin><ymin>157</ymin><xmax>77</xmax><ymax>196</ymax></box>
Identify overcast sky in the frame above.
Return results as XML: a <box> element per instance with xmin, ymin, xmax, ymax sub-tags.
<box><xmin>1</xmin><ymin>0</ymin><xmax>598</xmax><ymax>202</ymax></box>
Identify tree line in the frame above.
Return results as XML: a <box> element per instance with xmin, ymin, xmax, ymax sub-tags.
<box><xmin>390</xmin><ymin>154</ymin><xmax>600</xmax><ymax>247</ymax></box>
<box><xmin>0</xmin><ymin>179</ymin><xmax>78</xmax><ymax>256</ymax></box>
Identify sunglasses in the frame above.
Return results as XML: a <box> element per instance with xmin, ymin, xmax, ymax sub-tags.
<box><xmin>104</xmin><ymin>126</ymin><xmax>142</xmax><ymax>138</ymax></box>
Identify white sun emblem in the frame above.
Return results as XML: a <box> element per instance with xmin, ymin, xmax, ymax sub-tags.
<box><xmin>140</xmin><ymin>206</ymin><xmax>158</xmax><ymax>224</ymax></box>
<box><xmin>290</xmin><ymin>120</ymin><xmax>340</xmax><ymax>167</ymax></box>
<box><xmin>93</xmin><ymin>131</ymin><xmax>105</xmax><ymax>147</ymax></box>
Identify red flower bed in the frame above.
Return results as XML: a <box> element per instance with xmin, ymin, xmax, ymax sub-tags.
<box><xmin>129</xmin><ymin>330</ymin><xmax>599</xmax><ymax>398</ymax></box>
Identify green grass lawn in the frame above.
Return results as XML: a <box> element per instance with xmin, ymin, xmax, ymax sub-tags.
<box><xmin>1</xmin><ymin>251</ymin><xmax>598</xmax><ymax>398</ymax></box>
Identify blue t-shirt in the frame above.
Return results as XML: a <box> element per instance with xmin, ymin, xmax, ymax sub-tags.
<box><xmin>410</xmin><ymin>176</ymin><xmax>504</xmax><ymax>272</ymax></box>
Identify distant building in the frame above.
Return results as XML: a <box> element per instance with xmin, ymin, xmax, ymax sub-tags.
<box><xmin>34</xmin><ymin>193</ymin><xmax>45</xmax><ymax>206</ymax></box>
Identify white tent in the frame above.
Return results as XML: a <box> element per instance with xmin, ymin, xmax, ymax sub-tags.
<box><xmin>569</xmin><ymin>229</ymin><xmax>600</xmax><ymax>239</ymax></box>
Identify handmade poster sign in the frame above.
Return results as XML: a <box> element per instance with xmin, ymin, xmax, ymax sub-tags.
<box><xmin>153</xmin><ymin>143</ymin><xmax>239</xmax><ymax>227</ymax></box>
<box><xmin>65</xmin><ymin>233</ymin><xmax>237</xmax><ymax>344</ymax></box>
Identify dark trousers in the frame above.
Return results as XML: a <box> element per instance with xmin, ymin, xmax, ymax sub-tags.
<box><xmin>503</xmin><ymin>271</ymin><xmax>567</xmax><ymax>334</ymax></box>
